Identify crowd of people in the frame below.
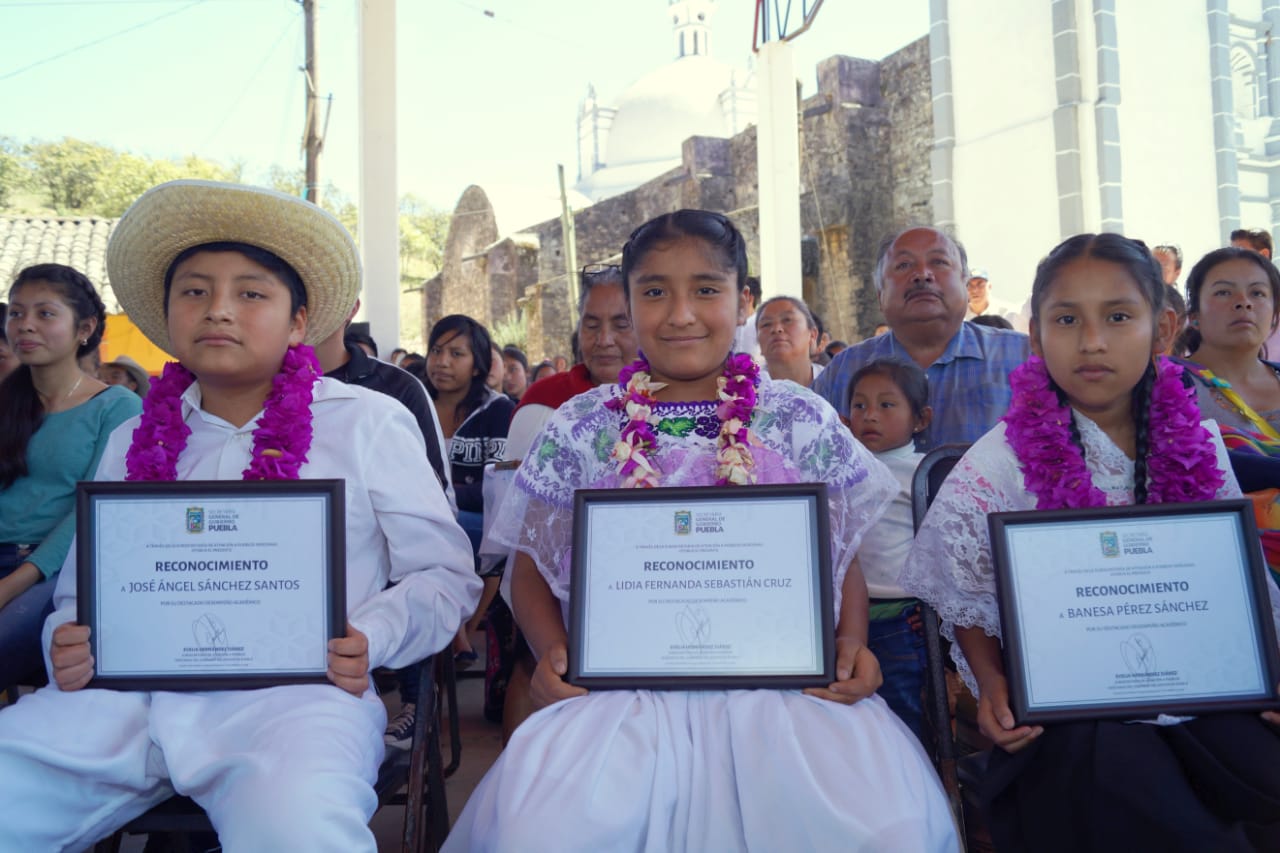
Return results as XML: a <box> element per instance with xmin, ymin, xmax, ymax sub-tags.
<box><xmin>0</xmin><ymin>177</ymin><xmax>1276</xmax><ymax>851</ymax></box>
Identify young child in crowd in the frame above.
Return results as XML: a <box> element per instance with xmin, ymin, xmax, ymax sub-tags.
<box><xmin>0</xmin><ymin>265</ymin><xmax>141</xmax><ymax>691</ymax></box>
<box><xmin>845</xmin><ymin>358</ymin><xmax>932</xmax><ymax>743</ymax></box>
<box><xmin>0</xmin><ymin>180</ymin><xmax>480</xmax><ymax>850</ymax></box>
<box><xmin>444</xmin><ymin>210</ymin><xmax>956</xmax><ymax>851</ymax></box>
<box><xmin>903</xmin><ymin>233</ymin><xmax>1280</xmax><ymax>851</ymax></box>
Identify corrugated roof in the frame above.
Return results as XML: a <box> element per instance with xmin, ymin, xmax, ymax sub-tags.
<box><xmin>0</xmin><ymin>216</ymin><xmax>120</xmax><ymax>312</ymax></box>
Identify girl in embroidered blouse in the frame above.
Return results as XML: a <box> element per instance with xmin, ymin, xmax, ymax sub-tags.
<box><xmin>904</xmin><ymin>234</ymin><xmax>1280</xmax><ymax>852</ymax></box>
<box><xmin>444</xmin><ymin>210</ymin><xmax>957</xmax><ymax>852</ymax></box>
<box><xmin>1176</xmin><ymin>247</ymin><xmax>1280</xmax><ymax>438</ymax></box>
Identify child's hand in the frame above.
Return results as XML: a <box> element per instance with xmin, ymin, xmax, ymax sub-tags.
<box><xmin>803</xmin><ymin>637</ymin><xmax>882</xmax><ymax>705</ymax></box>
<box><xmin>50</xmin><ymin>623</ymin><xmax>94</xmax><ymax>692</ymax></box>
<box><xmin>530</xmin><ymin>643</ymin><xmax>587</xmax><ymax>709</ymax></box>
<box><xmin>977</xmin><ymin>674</ymin><xmax>1043</xmax><ymax>752</ymax></box>
<box><xmin>327</xmin><ymin>622</ymin><xmax>370</xmax><ymax>696</ymax></box>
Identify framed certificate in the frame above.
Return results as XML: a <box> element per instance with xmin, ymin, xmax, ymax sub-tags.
<box><xmin>567</xmin><ymin>484</ymin><xmax>834</xmax><ymax>689</ymax></box>
<box><xmin>990</xmin><ymin>500</ymin><xmax>1280</xmax><ymax>724</ymax></box>
<box><xmin>76</xmin><ymin>480</ymin><xmax>346</xmax><ymax>691</ymax></box>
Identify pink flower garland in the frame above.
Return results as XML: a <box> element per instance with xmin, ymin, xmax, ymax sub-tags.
<box><xmin>605</xmin><ymin>352</ymin><xmax>761</xmax><ymax>488</ymax></box>
<box><xmin>1002</xmin><ymin>355</ymin><xmax>1222</xmax><ymax>509</ymax></box>
<box><xmin>125</xmin><ymin>344</ymin><xmax>319</xmax><ymax>482</ymax></box>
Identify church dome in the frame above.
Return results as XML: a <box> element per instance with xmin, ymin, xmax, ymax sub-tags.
<box><xmin>605</xmin><ymin>54</ymin><xmax>746</xmax><ymax>167</ymax></box>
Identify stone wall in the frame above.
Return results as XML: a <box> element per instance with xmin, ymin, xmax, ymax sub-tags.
<box><xmin>429</xmin><ymin>39</ymin><xmax>933</xmax><ymax>356</ymax></box>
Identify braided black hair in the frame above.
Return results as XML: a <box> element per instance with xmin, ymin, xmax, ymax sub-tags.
<box><xmin>1129</xmin><ymin>362</ymin><xmax>1156</xmax><ymax>505</ymax></box>
<box><xmin>0</xmin><ymin>264</ymin><xmax>108</xmax><ymax>487</ymax></box>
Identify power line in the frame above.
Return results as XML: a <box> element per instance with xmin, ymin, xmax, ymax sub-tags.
<box><xmin>0</xmin><ymin>1</ymin><xmax>207</xmax><ymax>82</ymax></box>
<box><xmin>0</xmin><ymin>0</ymin><xmax>245</xmax><ymax>6</ymax></box>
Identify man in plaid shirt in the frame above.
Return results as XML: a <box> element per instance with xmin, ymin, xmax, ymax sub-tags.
<box><xmin>812</xmin><ymin>227</ymin><xmax>1029</xmax><ymax>450</ymax></box>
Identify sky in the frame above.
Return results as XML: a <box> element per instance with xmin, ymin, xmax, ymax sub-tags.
<box><xmin>0</xmin><ymin>0</ymin><xmax>929</xmax><ymax>219</ymax></box>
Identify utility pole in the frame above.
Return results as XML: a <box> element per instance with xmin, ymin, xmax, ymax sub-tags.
<box><xmin>558</xmin><ymin>164</ymin><xmax>580</xmax><ymax>328</ymax></box>
<box><xmin>302</xmin><ymin>0</ymin><xmax>321</xmax><ymax>205</ymax></box>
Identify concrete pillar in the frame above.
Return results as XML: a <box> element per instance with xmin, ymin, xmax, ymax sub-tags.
<box><xmin>1208</xmin><ymin>0</ymin><xmax>1243</xmax><ymax>242</ymax></box>
<box><xmin>755</xmin><ymin>39</ymin><xmax>803</xmax><ymax>299</ymax></box>
<box><xmin>356</xmin><ymin>0</ymin><xmax>400</xmax><ymax>352</ymax></box>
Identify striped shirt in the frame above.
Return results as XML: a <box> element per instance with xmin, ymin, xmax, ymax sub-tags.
<box><xmin>812</xmin><ymin>321</ymin><xmax>1030</xmax><ymax>451</ymax></box>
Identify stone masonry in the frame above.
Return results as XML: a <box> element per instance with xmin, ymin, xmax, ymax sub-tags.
<box><xmin>428</xmin><ymin>38</ymin><xmax>934</xmax><ymax>360</ymax></box>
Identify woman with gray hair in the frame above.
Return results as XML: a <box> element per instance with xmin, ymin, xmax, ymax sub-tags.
<box><xmin>756</xmin><ymin>294</ymin><xmax>823</xmax><ymax>387</ymax></box>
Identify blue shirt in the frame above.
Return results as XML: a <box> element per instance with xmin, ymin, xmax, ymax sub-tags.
<box><xmin>811</xmin><ymin>321</ymin><xmax>1030</xmax><ymax>451</ymax></box>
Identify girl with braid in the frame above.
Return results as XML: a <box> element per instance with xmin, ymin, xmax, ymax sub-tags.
<box><xmin>904</xmin><ymin>234</ymin><xmax>1280</xmax><ymax>852</ymax></box>
<box><xmin>0</xmin><ymin>264</ymin><xmax>140</xmax><ymax>691</ymax></box>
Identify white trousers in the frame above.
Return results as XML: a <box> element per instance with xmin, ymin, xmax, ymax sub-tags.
<box><xmin>0</xmin><ymin>682</ymin><xmax>386</xmax><ymax>852</ymax></box>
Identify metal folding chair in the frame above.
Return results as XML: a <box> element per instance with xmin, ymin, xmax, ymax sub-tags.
<box><xmin>909</xmin><ymin>443</ymin><xmax>971</xmax><ymax>846</ymax></box>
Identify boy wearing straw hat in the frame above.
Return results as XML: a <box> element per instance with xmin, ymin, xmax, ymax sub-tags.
<box><xmin>0</xmin><ymin>181</ymin><xmax>480</xmax><ymax>850</ymax></box>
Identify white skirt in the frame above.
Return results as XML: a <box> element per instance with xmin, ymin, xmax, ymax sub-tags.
<box><xmin>444</xmin><ymin>689</ymin><xmax>958</xmax><ymax>853</ymax></box>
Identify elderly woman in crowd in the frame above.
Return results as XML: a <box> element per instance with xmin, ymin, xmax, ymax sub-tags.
<box><xmin>756</xmin><ymin>295</ymin><xmax>823</xmax><ymax>387</ymax></box>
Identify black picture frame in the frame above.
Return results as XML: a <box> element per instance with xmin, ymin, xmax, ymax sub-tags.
<box><xmin>990</xmin><ymin>499</ymin><xmax>1280</xmax><ymax>724</ymax></box>
<box><xmin>567</xmin><ymin>483</ymin><xmax>834</xmax><ymax>690</ymax></box>
<box><xmin>76</xmin><ymin>479</ymin><xmax>346</xmax><ymax>691</ymax></box>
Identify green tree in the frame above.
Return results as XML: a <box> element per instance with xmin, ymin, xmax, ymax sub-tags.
<box><xmin>0</xmin><ymin>137</ymin><xmax>24</xmax><ymax>209</ymax></box>
<box><xmin>93</xmin><ymin>152</ymin><xmax>241</xmax><ymax>217</ymax></box>
<box><xmin>24</xmin><ymin>137</ymin><xmax>112</xmax><ymax>211</ymax></box>
<box><xmin>399</xmin><ymin>193</ymin><xmax>449</xmax><ymax>280</ymax></box>
<box><xmin>18</xmin><ymin>137</ymin><xmax>242</xmax><ymax>216</ymax></box>
<box><xmin>267</xmin><ymin>165</ymin><xmax>358</xmax><ymax>236</ymax></box>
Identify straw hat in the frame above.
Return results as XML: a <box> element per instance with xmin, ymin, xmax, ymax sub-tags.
<box><xmin>106</xmin><ymin>180</ymin><xmax>360</xmax><ymax>354</ymax></box>
<box><xmin>102</xmin><ymin>354</ymin><xmax>151</xmax><ymax>396</ymax></box>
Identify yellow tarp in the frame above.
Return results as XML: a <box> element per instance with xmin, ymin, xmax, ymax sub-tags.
<box><xmin>100</xmin><ymin>314</ymin><xmax>171</xmax><ymax>375</ymax></box>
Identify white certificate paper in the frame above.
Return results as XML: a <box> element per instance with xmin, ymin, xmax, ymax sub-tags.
<box><xmin>84</xmin><ymin>486</ymin><xmax>339</xmax><ymax>684</ymax></box>
<box><xmin>997</xmin><ymin>505</ymin><xmax>1275</xmax><ymax>719</ymax></box>
<box><xmin>571</xmin><ymin>486</ymin><xmax>832</xmax><ymax>686</ymax></box>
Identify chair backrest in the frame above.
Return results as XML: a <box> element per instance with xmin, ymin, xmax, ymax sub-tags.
<box><xmin>911</xmin><ymin>444</ymin><xmax>970</xmax><ymax>532</ymax></box>
<box><xmin>909</xmin><ymin>442</ymin><xmax>972</xmax><ymax>848</ymax></box>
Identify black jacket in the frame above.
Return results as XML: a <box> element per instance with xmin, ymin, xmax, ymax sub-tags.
<box><xmin>324</xmin><ymin>343</ymin><xmax>450</xmax><ymax>493</ymax></box>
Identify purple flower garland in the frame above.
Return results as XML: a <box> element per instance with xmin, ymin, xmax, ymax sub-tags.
<box><xmin>125</xmin><ymin>344</ymin><xmax>319</xmax><ymax>482</ymax></box>
<box><xmin>1002</xmin><ymin>355</ymin><xmax>1222</xmax><ymax>509</ymax></box>
<box><xmin>605</xmin><ymin>352</ymin><xmax>761</xmax><ymax>488</ymax></box>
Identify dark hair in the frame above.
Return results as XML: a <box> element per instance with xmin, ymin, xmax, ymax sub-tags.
<box><xmin>0</xmin><ymin>264</ymin><xmax>108</xmax><ymax>487</ymax></box>
<box><xmin>744</xmin><ymin>275</ymin><xmax>762</xmax><ymax>303</ymax></box>
<box><xmin>530</xmin><ymin>360</ymin><xmax>555</xmax><ymax>384</ymax></box>
<box><xmin>1230</xmin><ymin>228</ymin><xmax>1273</xmax><ymax>255</ymax></box>
<box><xmin>824</xmin><ymin>340</ymin><xmax>848</xmax><ymax>356</ymax></box>
<box><xmin>620</xmin><ymin>210</ymin><xmax>748</xmax><ymax>297</ymax></box>
<box><xmin>345</xmin><ymin>330</ymin><xmax>378</xmax><ymax>357</ymax></box>
<box><xmin>873</xmin><ymin>227</ymin><xmax>969</xmax><ymax>292</ymax></box>
<box><xmin>1030</xmin><ymin>233</ymin><xmax>1165</xmax><ymax>504</ymax></box>
<box><xmin>163</xmin><ymin>242</ymin><xmax>307</xmax><ymax>317</ymax></box>
<box><xmin>399</xmin><ymin>353</ymin><xmax>425</xmax><ymax>376</ymax></box>
<box><xmin>1182</xmin><ymin>246</ymin><xmax>1280</xmax><ymax>354</ymax></box>
<box><xmin>0</xmin><ymin>303</ymin><xmax>6</xmax><ymax>343</ymax></box>
<box><xmin>969</xmin><ymin>314</ymin><xmax>1014</xmax><ymax>330</ymax></box>
<box><xmin>501</xmin><ymin>345</ymin><xmax>528</xmax><ymax>371</ymax></box>
<box><xmin>846</xmin><ymin>358</ymin><xmax>930</xmax><ymax>422</ymax></box>
<box><xmin>425</xmin><ymin>314</ymin><xmax>493</xmax><ymax>426</ymax></box>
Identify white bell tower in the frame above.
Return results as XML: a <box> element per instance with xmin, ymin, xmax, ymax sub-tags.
<box><xmin>670</xmin><ymin>0</ymin><xmax>716</xmax><ymax>59</ymax></box>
